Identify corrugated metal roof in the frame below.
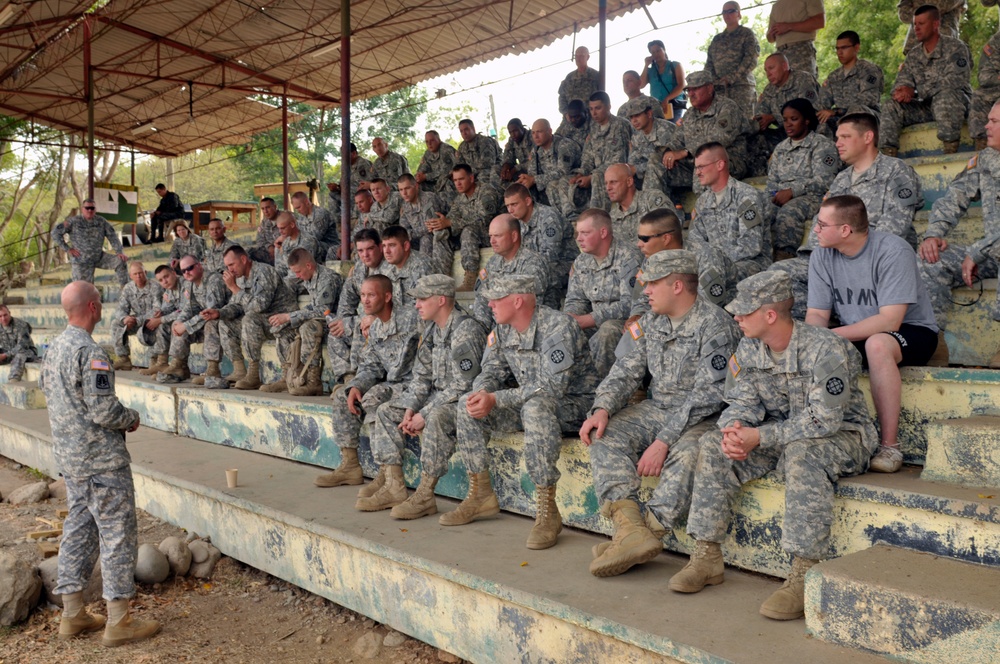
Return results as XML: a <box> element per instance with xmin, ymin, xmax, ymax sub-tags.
<box><xmin>0</xmin><ymin>0</ymin><xmax>654</xmax><ymax>156</ymax></box>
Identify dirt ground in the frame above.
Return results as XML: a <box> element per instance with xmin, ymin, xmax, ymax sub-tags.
<box><xmin>0</xmin><ymin>456</ymin><xmax>464</xmax><ymax>664</ymax></box>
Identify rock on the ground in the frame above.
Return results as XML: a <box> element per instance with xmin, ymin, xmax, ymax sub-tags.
<box><xmin>188</xmin><ymin>539</ymin><xmax>209</xmax><ymax>564</ymax></box>
<box><xmin>47</xmin><ymin>478</ymin><xmax>66</xmax><ymax>501</ymax></box>
<box><xmin>0</xmin><ymin>550</ymin><xmax>42</xmax><ymax>625</ymax></box>
<box><xmin>437</xmin><ymin>650</ymin><xmax>461</xmax><ymax>663</ymax></box>
<box><xmin>352</xmin><ymin>631</ymin><xmax>383</xmax><ymax>659</ymax></box>
<box><xmin>135</xmin><ymin>543</ymin><xmax>170</xmax><ymax>584</ymax></box>
<box><xmin>184</xmin><ymin>532</ymin><xmax>200</xmax><ymax>543</ymax></box>
<box><xmin>158</xmin><ymin>536</ymin><xmax>192</xmax><ymax>577</ymax></box>
<box><xmin>188</xmin><ymin>542</ymin><xmax>222</xmax><ymax>579</ymax></box>
<box><xmin>5</xmin><ymin>481</ymin><xmax>49</xmax><ymax>505</ymax></box>
<box><xmin>383</xmin><ymin>631</ymin><xmax>407</xmax><ymax>648</ymax></box>
<box><xmin>37</xmin><ymin>556</ymin><xmax>102</xmax><ymax>607</ymax></box>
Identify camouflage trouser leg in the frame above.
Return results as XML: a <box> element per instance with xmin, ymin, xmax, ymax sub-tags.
<box><xmin>70</xmin><ymin>261</ymin><xmax>96</xmax><ymax>284</ymax></box>
<box><xmin>880</xmin><ymin>98</ymin><xmax>935</xmax><ymax>148</ymax></box>
<box><xmin>110</xmin><ymin>319</ymin><xmax>135</xmax><ymax>357</ymax></box>
<box><xmin>458</xmin><ymin>225</ymin><xmax>483</xmax><ymax>273</ymax></box>
<box><xmin>543</xmin><ymin>179</ymin><xmax>574</xmax><ymax>219</ymax></box>
<box><xmin>326</xmin><ymin>324</ymin><xmax>355</xmax><ymax>380</ymax></box>
<box><xmin>768</xmin><ymin>256</ymin><xmax>810</xmax><ymax>320</ymax></box>
<box><xmin>169</xmin><ymin>327</ymin><xmax>203</xmax><ymax>361</ymax></box>
<box><xmin>663</xmin><ymin>158</ymin><xmax>695</xmax><ymax>194</ymax></box>
<box><xmin>920</xmin><ymin>247</ymin><xmax>1000</xmax><ymax>329</ymax></box>
<box><xmin>95</xmin><ymin>252</ymin><xmax>129</xmax><ymax>286</ymax></box>
<box><xmin>931</xmin><ymin>90</ymin><xmax>971</xmax><ymax>143</ymax></box>
<box><xmin>647</xmin><ymin>419</ymin><xmax>719</xmax><ymax>529</ymax></box>
<box><xmin>715</xmin><ymin>84</ymin><xmax>757</xmax><ymax>120</ymax></box>
<box><xmin>777</xmin><ymin>41</ymin><xmax>817</xmax><ymax>81</ymax></box>
<box><xmin>455</xmin><ymin>393</ymin><xmax>522</xmax><ymax>475</ymax></box>
<box><xmin>588</xmin><ymin>169</ymin><xmax>610</xmax><ymax>211</ymax></box>
<box><xmin>588</xmin><ymin>319</ymin><xmax>624</xmax><ymax>380</ymax></box>
<box><xmin>372</xmin><ymin>402</ymin><xmax>408</xmax><ymax>466</ymax></box>
<box><xmin>240</xmin><ymin>312</ymin><xmax>277</xmax><ymax>362</ymax></box>
<box><xmin>7</xmin><ymin>349</ymin><xmax>36</xmax><ymax>379</ymax></box>
<box><xmin>330</xmin><ymin>383</ymin><xmax>397</xmax><ymax>449</ymax></box>
<box><xmin>970</xmin><ymin>87</ymin><xmax>1000</xmax><ymax>139</ymax></box>
<box><xmin>419</xmin><ymin>403</ymin><xmax>460</xmax><ymax>478</ymax></box>
<box><xmin>297</xmin><ymin>319</ymin><xmax>326</xmax><ymax>368</ymax></box>
<box><xmin>769</xmin><ymin>195</ymin><xmax>822</xmax><ymax>257</ymax></box>
<box><xmin>248</xmin><ymin>246</ymin><xmax>274</xmax><ymax>265</ymax></box>
<box><xmin>210</xmin><ymin>318</ymin><xmax>240</xmax><ymax>363</ymax></box>
<box><xmin>417</xmin><ymin>229</ymin><xmax>455</xmax><ymax>276</ymax></box>
<box><xmin>150</xmin><ymin>323</ymin><xmax>171</xmax><ymax>355</ymax></box>
<box><xmin>55</xmin><ymin>467</ymin><xmax>137</xmax><ymax>601</ymax></box>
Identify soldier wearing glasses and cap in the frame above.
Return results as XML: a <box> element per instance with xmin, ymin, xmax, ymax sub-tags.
<box><xmin>53</xmin><ymin>199</ymin><xmax>129</xmax><ymax>286</ymax></box>
<box><xmin>440</xmin><ymin>274</ymin><xmax>598</xmax><ymax>551</ymax></box>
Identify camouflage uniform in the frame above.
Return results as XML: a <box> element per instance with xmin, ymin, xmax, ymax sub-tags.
<box><xmin>169</xmin><ymin>233</ymin><xmax>205</xmax><ymax>264</ymax></box>
<box><xmin>52</xmin><ymin>213</ymin><xmax>128</xmax><ymax>285</ymax></box>
<box><xmin>970</xmin><ymin>33</ymin><xmax>1000</xmax><ymax>140</ymax></box>
<box><xmin>880</xmin><ymin>35</ymin><xmax>972</xmax><ymax>148</ymax></box>
<box><xmin>617</xmin><ymin>95</ymin><xmax>665</xmax><ymax>120</ymax></box>
<box><xmin>327</xmin><ymin>258</ymin><xmax>394</xmax><ymax>380</ymax></box>
<box><xmin>448</xmin><ymin>184</ymin><xmax>502</xmax><ymax>273</ymax></box>
<box><xmin>41</xmin><ymin>324</ymin><xmax>141</xmax><ymax>601</ymax></box>
<box><xmin>518</xmin><ymin>204</ymin><xmax>578</xmax><ymax>307</ymax></box>
<box><xmin>400</xmin><ymin>191</ymin><xmax>453</xmax><ymax>276</ymax></box>
<box><xmin>295</xmin><ymin>206</ymin><xmax>340</xmax><ymax>262</ymax></box>
<box><xmin>387</xmin><ymin>252</ymin><xmax>434</xmax><ymax>310</ymax></box>
<box><xmin>628</xmin><ymin>117</ymin><xmax>683</xmax><ymax>192</ymax></box>
<box><xmin>171</xmin><ymin>272</ymin><xmax>241</xmax><ymax>364</ymax></box>
<box><xmin>471</xmin><ymin>247</ymin><xmax>550</xmax><ymax>329</ymax></box>
<box><xmin>563</xmin><ymin>242</ymin><xmax>643</xmax><ymax>378</ymax></box>
<box><xmin>687</xmin><ymin>321</ymin><xmax>878</xmax><ymax>561</ymax></box>
<box><xmin>250</xmin><ymin>216</ymin><xmax>279</xmax><ymax>265</ymax></box>
<box><xmin>818</xmin><ymin>59</ymin><xmax>885</xmax><ymax>118</ymax></box>
<box><xmin>455</xmin><ymin>306</ymin><xmax>598</xmax><ymax>487</ymax></box>
<box><xmin>525</xmin><ymin>134</ymin><xmax>582</xmax><ymax>213</ymax></box>
<box><xmin>769</xmin><ymin>0</ymin><xmax>824</xmax><ymax>80</ymax></box>
<box><xmin>417</xmin><ymin>143</ymin><xmax>458</xmax><ymax>195</ymax></box>
<box><xmin>555</xmin><ymin>115</ymin><xmax>592</xmax><ymax>150</ymax></box>
<box><xmin>756</xmin><ymin>71</ymin><xmax>821</xmax><ymax>152</ymax></box>
<box><xmin>689</xmin><ymin>178</ymin><xmax>770</xmax><ymax>306</ymax></box>
<box><xmin>203</xmin><ymin>237</ymin><xmax>239</xmax><ymax>276</ymax></box>
<box><xmin>501</xmin><ymin>132</ymin><xmax>533</xmax><ymax>178</ymax></box>
<box><xmin>558</xmin><ymin>67</ymin><xmax>601</xmax><ymax>114</ymax></box>
<box><xmin>371</xmin><ymin>151</ymin><xmax>411</xmax><ymax>189</ymax></box>
<box><xmin>330</xmin><ymin>306</ymin><xmax>420</xmax><ymax>451</ymax></box>
<box><xmin>706</xmin><ymin>24</ymin><xmax>761</xmax><ymax>118</ymax></box>
<box><xmin>764</xmin><ymin>132</ymin><xmax>842</xmax><ymax>255</ymax></box>
<box><xmin>590</xmin><ymin>297</ymin><xmax>740</xmax><ymax>527</ymax></box>
<box><xmin>0</xmin><ymin>316</ymin><xmax>37</xmax><ymax>379</ymax></box>
<box><xmin>773</xmin><ymin>153</ymin><xmax>923</xmax><ymax>317</ymax></box>
<box><xmin>143</xmin><ymin>281</ymin><xmax>183</xmax><ymax>356</ymax></box>
<box><xmin>611</xmin><ymin>188</ymin><xmax>672</xmax><ymax>243</ymax></box>
<box><xmin>368</xmin><ymin>192</ymin><xmax>404</xmax><ymax>234</ymax></box>
<box><xmin>225</xmin><ymin>261</ymin><xmax>298</xmax><ymax>362</ymax></box>
<box><xmin>457</xmin><ymin>134</ymin><xmax>502</xmax><ymax>185</ymax></box>
<box><xmin>346</xmin><ymin>156</ymin><xmax>375</xmax><ymax>196</ymax></box>
<box><xmin>919</xmin><ymin>149</ymin><xmax>1000</xmax><ymax>329</ymax></box>
<box><xmin>274</xmin><ymin>230</ymin><xmax>319</xmax><ymax>292</ymax></box>
<box><xmin>899</xmin><ymin>0</ymin><xmax>966</xmax><ymax>52</ymax></box>
<box><xmin>372</xmin><ymin>307</ymin><xmax>487</xmax><ymax>473</ymax></box>
<box><xmin>110</xmin><ymin>279</ymin><xmax>164</xmax><ymax>358</ymax></box>
<box><xmin>276</xmin><ymin>264</ymin><xmax>342</xmax><ymax>370</ymax></box>
<box><xmin>575</xmin><ymin>115</ymin><xmax>633</xmax><ymax>212</ymax></box>
<box><xmin>677</xmin><ymin>96</ymin><xmax>754</xmax><ymax>182</ymax></box>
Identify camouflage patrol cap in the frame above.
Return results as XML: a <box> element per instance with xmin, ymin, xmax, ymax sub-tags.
<box><xmin>624</xmin><ymin>97</ymin><xmax>653</xmax><ymax>117</ymax></box>
<box><xmin>642</xmin><ymin>249</ymin><xmax>699</xmax><ymax>281</ymax></box>
<box><xmin>410</xmin><ymin>273</ymin><xmax>456</xmax><ymax>299</ymax></box>
<box><xmin>684</xmin><ymin>71</ymin><xmax>714</xmax><ymax>89</ymax></box>
<box><xmin>725</xmin><ymin>271</ymin><xmax>794</xmax><ymax>316</ymax></box>
<box><xmin>479</xmin><ymin>274</ymin><xmax>536</xmax><ymax>301</ymax></box>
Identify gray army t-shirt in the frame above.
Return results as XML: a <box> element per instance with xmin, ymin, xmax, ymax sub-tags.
<box><xmin>807</xmin><ymin>231</ymin><xmax>938</xmax><ymax>332</ymax></box>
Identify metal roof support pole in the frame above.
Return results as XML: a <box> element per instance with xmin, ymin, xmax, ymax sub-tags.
<box><xmin>84</xmin><ymin>18</ymin><xmax>95</xmax><ymax>199</ymax></box>
<box><xmin>282</xmin><ymin>87</ymin><xmax>290</xmax><ymax>210</ymax></box>
<box><xmin>598</xmin><ymin>0</ymin><xmax>607</xmax><ymax>91</ymax></box>
<box><xmin>339</xmin><ymin>0</ymin><xmax>351</xmax><ymax>260</ymax></box>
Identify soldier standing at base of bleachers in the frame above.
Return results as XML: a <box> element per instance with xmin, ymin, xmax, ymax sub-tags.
<box><xmin>53</xmin><ymin>198</ymin><xmax>129</xmax><ymax>286</ymax></box>
<box><xmin>671</xmin><ymin>270</ymin><xmax>877</xmax><ymax>622</ymax></box>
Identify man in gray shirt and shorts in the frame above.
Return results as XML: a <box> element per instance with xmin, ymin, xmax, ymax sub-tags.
<box><xmin>805</xmin><ymin>195</ymin><xmax>938</xmax><ymax>474</ymax></box>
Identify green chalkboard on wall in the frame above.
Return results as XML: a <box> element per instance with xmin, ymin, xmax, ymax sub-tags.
<box><xmin>94</xmin><ymin>182</ymin><xmax>139</xmax><ymax>224</ymax></box>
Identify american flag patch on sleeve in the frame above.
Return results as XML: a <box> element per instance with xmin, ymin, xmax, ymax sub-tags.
<box><xmin>91</xmin><ymin>359</ymin><xmax>110</xmax><ymax>371</ymax></box>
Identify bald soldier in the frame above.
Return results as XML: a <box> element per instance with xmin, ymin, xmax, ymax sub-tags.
<box><xmin>40</xmin><ymin>281</ymin><xmax>160</xmax><ymax>646</ymax></box>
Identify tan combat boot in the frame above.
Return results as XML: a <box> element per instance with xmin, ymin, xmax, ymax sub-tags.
<box><xmin>927</xmin><ymin>331</ymin><xmax>949</xmax><ymax>367</ymax></box>
<box><xmin>881</xmin><ymin>146</ymin><xmax>898</xmax><ymax>157</ymax></box>
<box><xmin>314</xmin><ymin>448</ymin><xmax>364</xmax><ymax>487</ymax></box>
<box><xmin>192</xmin><ymin>360</ymin><xmax>221</xmax><ymax>386</ymax></box>
<box><xmin>589</xmin><ymin>500</ymin><xmax>663</xmax><ymax>577</ymax></box>
<box><xmin>526</xmin><ymin>485</ymin><xmax>562</xmax><ymax>550</ymax></box>
<box><xmin>942</xmin><ymin>140</ymin><xmax>960</xmax><ymax>154</ymax></box>
<box><xmin>668</xmin><ymin>540</ymin><xmax>725</xmax><ymax>593</ymax></box>
<box><xmin>439</xmin><ymin>470</ymin><xmax>500</xmax><ymax>526</ymax></box>
<box><xmin>113</xmin><ymin>355</ymin><xmax>133</xmax><ymax>371</ymax></box>
<box><xmin>162</xmin><ymin>356</ymin><xmax>190</xmax><ymax>381</ymax></box>
<box><xmin>225</xmin><ymin>358</ymin><xmax>247</xmax><ymax>384</ymax></box>
<box><xmin>357</xmin><ymin>466</ymin><xmax>386</xmax><ymax>498</ymax></box>
<box><xmin>139</xmin><ymin>354</ymin><xmax>168</xmax><ymax>376</ymax></box>
<box><xmin>355</xmin><ymin>464</ymin><xmax>408</xmax><ymax>511</ymax></box>
<box><xmin>288</xmin><ymin>365</ymin><xmax>323</xmax><ymax>396</ymax></box>
<box><xmin>101</xmin><ymin>599</ymin><xmax>161</xmax><ymax>647</ymax></box>
<box><xmin>259</xmin><ymin>364</ymin><xmax>289</xmax><ymax>393</ymax></box>
<box><xmin>457</xmin><ymin>269</ymin><xmax>478</xmax><ymax>292</ymax></box>
<box><xmin>58</xmin><ymin>591</ymin><xmax>106</xmax><ymax>639</ymax></box>
<box><xmin>976</xmin><ymin>137</ymin><xmax>989</xmax><ymax>151</ymax></box>
<box><xmin>759</xmin><ymin>556</ymin><xmax>818</xmax><ymax>620</ymax></box>
<box><xmin>391</xmin><ymin>476</ymin><xmax>439</xmax><ymax>520</ymax></box>
<box><xmin>234</xmin><ymin>361</ymin><xmax>261</xmax><ymax>390</ymax></box>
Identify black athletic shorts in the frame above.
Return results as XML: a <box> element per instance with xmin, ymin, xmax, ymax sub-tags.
<box><xmin>853</xmin><ymin>323</ymin><xmax>938</xmax><ymax>368</ymax></box>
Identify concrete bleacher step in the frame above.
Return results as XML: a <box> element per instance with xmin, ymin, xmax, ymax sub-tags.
<box><xmin>805</xmin><ymin>545</ymin><xmax>1000</xmax><ymax>663</ymax></box>
<box><xmin>922</xmin><ymin>417</ymin><xmax>1000</xmax><ymax>489</ymax></box>
<box><xmin>0</xmin><ymin>380</ymin><xmax>45</xmax><ymax>409</ymax></box>
<box><xmin>0</xmin><ymin>406</ymin><xmax>892</xmax><ymax>664</ymax></box>
<box><xmin>899</xmin><ymin>122</ymin><xmax>975</xmax><ymax>160</ymax></box>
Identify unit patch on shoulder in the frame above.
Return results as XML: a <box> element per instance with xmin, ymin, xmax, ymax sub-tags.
<box><xmin>545</xmin><ymin>226</ymin><xmax>557</xmax><ymax>237</ymax></box>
